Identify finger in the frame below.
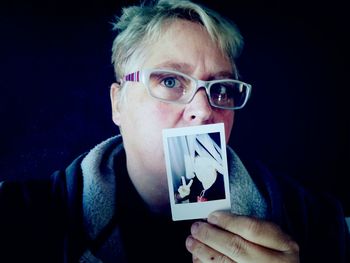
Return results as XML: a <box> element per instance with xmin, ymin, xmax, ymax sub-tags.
<box><xmin>190</xmin><ymin>221</ymin><xmax>298</xmax><ymax>263</ymax></box>
<box><xmin>181</xmin><ymin>176</ymin><xmax>186</xmax><ymax>186</ymax></box>
<box><xmin>187</xmin><ymin>179</ymin><xmax>193</xmax><ymax>187</ymax></box>
<box><xmin>208</xmin><ymin>211</ymin><xmax>298</xmax><ymax>252</ymax></box>
<box><xmin>186</xmin><ymin>235</ymin><xmax>237</xmax><ymax>263</ymax></box>
<box><xmin>190</xmin><ymin>221</ymin><xmax>256</xmax><ymax>262</ymax></box>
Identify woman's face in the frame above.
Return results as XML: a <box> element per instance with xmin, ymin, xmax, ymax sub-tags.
<box><xmin>110</xmin><ymin>20</ymin><xmax>234</xmax><ymax>206</ymax></box>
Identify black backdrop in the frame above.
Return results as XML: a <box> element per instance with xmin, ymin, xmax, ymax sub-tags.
<box><xmin>1</xmin><ymin>0</ymin><xmax>349</xmax><ymax>214</ymax></box>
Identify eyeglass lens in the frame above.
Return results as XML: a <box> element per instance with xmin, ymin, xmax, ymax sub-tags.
<box><xmin>148</xmin><ymin>70</ymin><xmax>248</xmax><ymax>109</ymax></box>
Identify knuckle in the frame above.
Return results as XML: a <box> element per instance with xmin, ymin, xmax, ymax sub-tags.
<box><xmin>225</xmin><ymin>235</ymin><xmax>246</xmax><ymax>258</ymax></box>
<box><xmin>220</xmin><ymin>213</ymin><xmax>233</xmax><ymax>229</ymax></box>
<box><xmin>286</xmin><ymin>239</ymin><xmax>300</xmax><ymax>253</ymax></box>
<box><xmin>192</xmin><ymin>256</ymin><xmax>200</xmax><ymax>263</ymax></box>
<box><xmin>246</xmin><ymin>217</ymin><xmax>264</xmax><ymax>236</ymax></box>
<box><xmin>213</xmin><ymin>254</ymin><xmax>233</xmax><ymax>263</ymax></box>
<box><xmin>278</xmin><ymin>236</ymin><xmax>299</xmax><ymax>253</ymax></box>
<box><xmin>273</xmin><ymin>240</ymin><xmax>299</xmax><ymax>263</ymax></box>
<box><xmin>192</xmin><ymin>239</ymin><xmax>206</xmax><ymax>256</ymax></box>
<box><xmin>197</xmin><ymin>223</ymin><xmax>211</xmax><ymax>241</ymax></box>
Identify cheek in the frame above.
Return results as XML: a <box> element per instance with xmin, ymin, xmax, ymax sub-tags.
<box><xmin>150</xmin><ymin>102</ymin><xmax>184</xmax><ymax>128</ymax></box>
<box><xmin>121</xmin><ymin>97</ymin><xmax>184</xmax><ymax>148</ymax></box>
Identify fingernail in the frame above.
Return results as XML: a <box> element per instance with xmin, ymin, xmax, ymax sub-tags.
<box><xmin>186</xmin><ymin>236</ymin><xmax>194</xmax><ymax>249</ymax></box>
<box><xmin>191</xmin><ymin>222</ymin><xmax>200</xmax><ymax>235</ymax></box>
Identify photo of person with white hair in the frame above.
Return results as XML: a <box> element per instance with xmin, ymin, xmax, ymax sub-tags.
<box><xmin>176</xmin><ymin>133</ymin><xmax>225</xmax><ymax>203</ymax></box>
<box><xmin>164</xmin><ymin>127</ymin><xmax>227</xmax><ymax>205</ymax></box>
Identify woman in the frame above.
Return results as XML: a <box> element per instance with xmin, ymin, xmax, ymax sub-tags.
<box><xmin>0</xmin><ymin>0</ymin><xmax>349</xmax><ymax>262</ymax></box>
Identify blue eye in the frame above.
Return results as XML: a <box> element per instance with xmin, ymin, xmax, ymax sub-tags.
<box><xmin>162</xmin><ymin>77</ymin><xmax>178</xmax><ymax>88</ymax></box>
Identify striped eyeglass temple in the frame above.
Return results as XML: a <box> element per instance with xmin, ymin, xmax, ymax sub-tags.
<box><xmin>123</xmin><ymin>71</ymin><xmax>141</xmax><ymax>82</ymax></box>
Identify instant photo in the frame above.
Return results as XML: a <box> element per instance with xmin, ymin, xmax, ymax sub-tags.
<box><xmin>163</xmin><ymin>123</ymin><xmax>231</xmax><ymax>221</ymax></box>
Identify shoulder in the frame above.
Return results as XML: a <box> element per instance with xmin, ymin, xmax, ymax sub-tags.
<box><xmin>0</xmin><ymin>153</ymin><xmax>89</xmax><ymax>262</ymax></box>
<box><xmin>0</xmin><ymin>152</ymin><xmax>89</xmax><ymax>229</ymax></box>
<box><xmin>0</xmin><ymin>152</ymin><xmax>86</xmax><ymax>206</ymax></box>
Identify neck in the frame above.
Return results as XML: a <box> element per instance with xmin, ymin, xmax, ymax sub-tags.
<box><xmin>126</xmin><ymin>158</ymin><xmax>171</xmax><ymax>215</ymax></box>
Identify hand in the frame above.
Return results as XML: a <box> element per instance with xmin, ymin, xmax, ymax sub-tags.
<box><xmin>178</xmin><ymin>176</ymin><xmax>193</xmax><ymax>198</ymax></box>
<box><xmin>185</xmin><ymin>211</ymin><xmax>299</xmax><ymax>263</ymax></box>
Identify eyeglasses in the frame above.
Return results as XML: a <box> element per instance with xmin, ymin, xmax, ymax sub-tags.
<box><xmin>121</xmin><ymin>69</ymin><xmax>252</xmax><ymax>110</ymax></box>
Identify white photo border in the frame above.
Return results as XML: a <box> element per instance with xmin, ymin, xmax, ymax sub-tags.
<box><xmin>163</xmin><ymin>123</ymin><xmax>231</xmax><ymax>221</ymax></box>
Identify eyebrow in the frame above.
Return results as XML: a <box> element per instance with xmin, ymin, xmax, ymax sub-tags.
<box><xmin>153</xmin><ymin>61</ymin><xmax>193</xmax><ymax>73</ymax></box>
<box><xmin>212</xmin><ymin>71</ymin><xmax>235</xmax><ymax>79</ymax></box>
<box><xmin>153</xmin><ymin>61</ymin><xmax>235</xmax><ymax>80</ymax></box>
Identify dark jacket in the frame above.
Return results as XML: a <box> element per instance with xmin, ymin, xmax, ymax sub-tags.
<box><xmin>0</xmin><ymin>136</ymin><xmax>349</xmax><ymax>262</ymax></box>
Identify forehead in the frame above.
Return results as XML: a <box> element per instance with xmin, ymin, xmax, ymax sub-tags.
<box><xmin>141</xmin><ymin>20</ymin><xmax>233</xmax><ymax>76</ymax></box>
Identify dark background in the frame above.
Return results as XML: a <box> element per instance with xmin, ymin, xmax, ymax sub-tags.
<box><xmin>0</xmin><ymin>0</ymin><xmax>349</xmax><ymax>214</ymax></box>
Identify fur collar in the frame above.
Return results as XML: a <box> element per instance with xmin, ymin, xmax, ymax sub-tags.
<box><xmin>81</xmin><ymin>135</ymin><xmax>267</xmax><ymax>241</ymax></box>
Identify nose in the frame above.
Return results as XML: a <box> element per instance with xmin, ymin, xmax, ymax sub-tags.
<box><xmin>183</xmin><ymin>88</ymin><xmax>214</xmax><ymax>124</ymax></box>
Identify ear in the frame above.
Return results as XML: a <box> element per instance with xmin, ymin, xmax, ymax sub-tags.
<box><xmin>110</xmin><ymin>83</ymin><xmax>122</xmax><ymax>126</ymax></box>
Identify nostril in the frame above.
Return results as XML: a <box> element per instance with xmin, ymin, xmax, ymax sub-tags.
<box><xmin>184</xmin><ymin>89</ymin><xmax>214</xmax><ymax>123</ymax></box>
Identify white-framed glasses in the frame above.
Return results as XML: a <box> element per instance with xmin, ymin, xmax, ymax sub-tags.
<box><xmin>120</xmin><ymin>69</ymin><xmax>252</xmax><ymax>110</ymax></box>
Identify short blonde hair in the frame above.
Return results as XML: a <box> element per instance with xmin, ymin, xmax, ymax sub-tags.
<box><xmin>111</xmin><ymin>0</ymin><xmax>244</xmax><ymax>98</ymax></box>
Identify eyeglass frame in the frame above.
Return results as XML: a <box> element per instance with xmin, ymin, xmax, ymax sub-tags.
<box><xmin>119</xmin><ymin>68</ymin><xmax>252</xmax><ymax>110</ymax></box>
